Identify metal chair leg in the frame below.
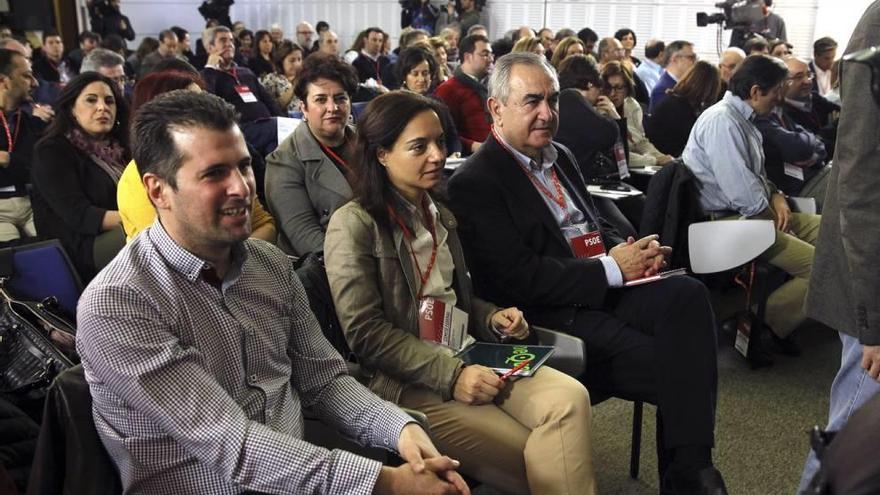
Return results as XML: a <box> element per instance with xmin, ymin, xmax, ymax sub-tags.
<box><xmin>630</xmin><ymin>400</ymin><xmax>643</xmax><ymax>479</ymax></box>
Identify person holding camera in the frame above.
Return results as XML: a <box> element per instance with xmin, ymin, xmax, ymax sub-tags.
<box><xmin>87</xmin><ymin>0</ymin><xmax>135</xmax><ymax>42</ymax></box>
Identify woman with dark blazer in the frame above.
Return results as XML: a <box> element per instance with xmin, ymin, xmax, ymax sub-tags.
<box><xmin>247</xmin><ymin>30</ymin><xmax>275</xmax><ymax>78</ymax></box>
<box><xmin>325</xmin><ymin>91</ymin><xmax>594</xmax><ymax>495</ymax></box>
<box><xmin>646</xmin><ymin>60</ymin><xmax>723</xmax><ymax>157</ymax></box>
<box><xmin>31</xmin><ymin>72</ymin><xmax>129</xmax><ymax>281</ymax></box>
<box><xmin>264</xmin><ymin>54</ymin><xmax>359</xmax><ymax>256</ymax></box>
<box><xmin>395</xmin><ymin>46</ymin><xmax>461</xmax><ymax>156</ymax></box>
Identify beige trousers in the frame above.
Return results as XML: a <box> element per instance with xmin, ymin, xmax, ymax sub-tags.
<box><xmin>759</xmin><ymin>211</ymin><xmax>821</xmax><ymax>336</ymax></box>
<box><xmin>398</xmin><ymin>366</ymin><xmax>595</xmax><ymax>495</ymax></box>
<box><xmin>0</xmin><ymin>196</ymin><xmax>36</xmax><ymax>241</ymax></box>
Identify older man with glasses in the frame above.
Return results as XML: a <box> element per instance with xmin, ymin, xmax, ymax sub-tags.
<box><xmin>782</xmin><ymin>55</ymin><xmax>840</xmax><ymax>157</ymax></box>
<box><xmin>649</xmin><ymin>39</ymin><xmax>696</xmax><ymax>113</ymax></box>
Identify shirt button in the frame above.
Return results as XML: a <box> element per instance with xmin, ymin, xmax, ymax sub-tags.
<box><xmin>249</xmin><ymin>374</ymin><xmax>258</xmax><ymax>382</ymax></box>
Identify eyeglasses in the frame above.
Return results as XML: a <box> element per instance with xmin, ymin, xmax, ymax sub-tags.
<box><xmin>677</xmin><ymin>53</ymin><xmax>697</xmax><ymax>61</ymax></box>
<box><xmin>605</xmin><ymin>84</ymin><xmax>628</xmax><ymax>93</ymax></box>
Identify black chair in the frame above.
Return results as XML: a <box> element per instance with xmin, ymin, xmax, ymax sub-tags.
<box><xmin>27</xmin><ymin>365</ymin><xmax>122</xmax><ymax>495</ymax></box>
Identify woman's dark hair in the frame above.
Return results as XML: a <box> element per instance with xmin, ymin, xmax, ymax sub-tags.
<box><xmin>42</xmin><ymin>72</ymin><xmax>130</xmax><ymax>149</ymax></box>
<box><xmin>600</xmin><ymin>60</ymin><xmax>635</xmax><ymax>96</ymax></box>
<box><xmin>557</xmin><ymin>54</ymin><xmax>601</xmax><ymax>90</ymax></box>
<box><xmin>293</xmin><ymin>53</ymin><xmax>359</xmax><ymax>102</ymax></box>
<box><xmin>316</xmin><ymin>21</ymin><xmax>330</xmax><ymax>33</ymax></box>
<box><xmin>238</xmin><ymin>29</ymin><xmax>254</xmax><ymax>44</ymax></box>
<box><xmin>130</xmin><ymin>70</ymin><xmax>206</xmax><ymax>119</ymax></box>
<box><xmin>670</xmin><ymin>60</ymin><xmax>723</xmax><ymax>111</ymax></box>
<box><xmin>353</xmin><ymin>91</ymin><xmax>443</xmax><ymax>229</ymax></box>
<box><xmin>254</xmin><ymin>30</ymin><xmax>273</xmax><ymax>55</ymax></box>
<box><xmin>272</xmin><ymin>40</ymin><xmax>304</xmax><ymax>72</ymax></box>
<box><xmin>134</xmin><ymin>37</ymin><xmax>159</xmax><ymax>61</ymax></box>
<box><xmin>729</xmin><ymin>54</ymin><xmax>788</xmax><ymax>100</ymax></box>
<box><xmin>394</xmin><ymin>47</ymin><xmax>438</xmax><ymax>92</ymax></box>
<box><xmin>614</xmin><ymin>28</ymin><xmax>637</xmax><ymax>47</ymax></box>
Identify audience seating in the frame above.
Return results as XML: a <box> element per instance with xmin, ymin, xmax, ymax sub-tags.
<box><xmin>0</xmin><ymin>240</ymin><xmax>83</xmax><ymax>320</ymax></box>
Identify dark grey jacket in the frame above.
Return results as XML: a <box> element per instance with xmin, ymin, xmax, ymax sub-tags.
<box><xmin>805</xmin><ymin>0</ymin><xmax>880</xmax><ymax>343</ymax></box>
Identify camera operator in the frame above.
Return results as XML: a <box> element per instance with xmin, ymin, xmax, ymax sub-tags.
<box><xmin>729</xmin><ymin>0</ymin><xmax>786</xmax><ymax>50</ymax></box>
<box><xmin>88</xmin><ymin>0</ymin><xmax>135</xmax><ymax>41</ymax></box>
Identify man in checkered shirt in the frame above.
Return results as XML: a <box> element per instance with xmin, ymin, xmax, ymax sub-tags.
<box><xmin>75</xmin><ymin>90</ymin><xmax>469</xmax><ymax>495</ymax></box>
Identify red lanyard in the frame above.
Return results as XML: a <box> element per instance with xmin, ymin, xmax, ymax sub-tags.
<box><xmin>228</xmin><ymin>66</ymin><xmax>241</xmax><ymax>85</ymax></box>
<box><xmin>493</xmin><ymin>128</ymin><xmax>567</xmax><ymax>212</ymax></box>
<box><xmin>318</xmin><ymin>141</ymin><xmax>351</xmax><ymax>174</ymax></box>
<box><xmin>0</xmin><ymin>110</ymin><xmax>21</xmax><ymax>153</ymax></box>
<box><xmin>388</xmin><ymin>199</ymin><xmax>438</xmax><ymax>300</ymax></box>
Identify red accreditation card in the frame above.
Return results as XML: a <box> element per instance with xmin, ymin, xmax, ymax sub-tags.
<box><xmin>570</xmin><ymin>230</ymin><xmax>606</xmax><ymax>259</ymax></box>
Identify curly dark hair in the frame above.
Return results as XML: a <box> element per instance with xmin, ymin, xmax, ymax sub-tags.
<box><xmin>394</xmin><ymin>47</ymin><xmax>438</xmax><ymax>93</ymax></box>
<box><xmin>293</xmin><ymin>52</ymin><xmax>359</xmax><ymax>102</ymax></box>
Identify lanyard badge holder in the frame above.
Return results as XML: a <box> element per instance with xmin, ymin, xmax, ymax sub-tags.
<box><xmin>388</xmin><ymin>203</ymin><xmax>470</xmax><ymax>351</ymax></box>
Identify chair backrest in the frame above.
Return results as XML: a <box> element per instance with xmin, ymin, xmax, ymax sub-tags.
<box><xmin>0</xmin><ymin>240</ymin><xmax>83</xmax><ymax>318</ymax></box>
<box><xmin>688</xmin><ymin>219</ymin><xmax>776</xmax><ymax>274</ymax></box>
<box><xmin>638</xmin><ymin>160</ymin><xmax>702</xmax><ymax>269</ymax></box>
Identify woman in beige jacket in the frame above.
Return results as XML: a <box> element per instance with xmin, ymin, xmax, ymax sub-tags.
<box><xmin>325</xmin><ymin>91</ymin><xmax>595</xmax><ymax>495</ymax></box>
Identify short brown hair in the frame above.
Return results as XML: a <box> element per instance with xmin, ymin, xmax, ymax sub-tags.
<box><xmin>670</xmin><ymin>60</ymin><xmax>723</xmax><ymax>111</ymax></box>
<box><xmin>599</xmin><ymin>60</ymin><xmax>635</xmax><ymax>96</ymax></box>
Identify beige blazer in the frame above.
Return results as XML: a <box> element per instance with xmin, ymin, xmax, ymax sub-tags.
<box><xmin>324</xmin><ymin>199</ymin><xmax>500</xmax><ymax>403</ymax></box>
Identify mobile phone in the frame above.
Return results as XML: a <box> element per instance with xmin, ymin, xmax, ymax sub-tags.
<box><xmin>600</xmin><ymin>183</ymin><xmax>629</xmax><ymax>192</ymax></box>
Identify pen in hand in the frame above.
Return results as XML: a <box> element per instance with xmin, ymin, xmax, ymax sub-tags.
<box><xmin>500</xmin><ymin>359</ymin><xmax>532</xmax><ymax>381</ymax></box>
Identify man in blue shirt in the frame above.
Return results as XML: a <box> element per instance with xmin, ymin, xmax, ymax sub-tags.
<box><xmin>682</xmin><ymin>54</ymin><xmax>821</xmax><ymax>351</ymax></box>
<box><xmin>648</xmin><ymin>40</ymin><xmax>695</xmax><ymax>114</ymax></box>
<box><xmin>634</xmin><ymin>39</ymin><xmax>665</xmax><ymax>94</ymax></box>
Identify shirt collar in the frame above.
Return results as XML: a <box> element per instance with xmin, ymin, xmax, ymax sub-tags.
<box><xmin>360</xmin><ymin>50</ymin><xmax>380</xmax><ymax>61</ymax></box>
<box><xmin>204</xmin><ymin>60</ymin><xmax>239</xmax><ymax>72</ymax></box>
<box><xmin>147</xmin><ymin>218</ymin><xmax>248</xmax><ymax>285</ymax></box>
<box><xmin>643</xmin><ymin>58</ymin><xmax>661</xmax><ymax>71</ymax></box>
<box><xmin>722</xmin><ymin>90</ymin><xmax>756</xmax><ymax>122</ymax></box>
<box><xmin>493</xmin><ymin>127</ymin><xmax>558</xmax><ymax>172</ymax></box>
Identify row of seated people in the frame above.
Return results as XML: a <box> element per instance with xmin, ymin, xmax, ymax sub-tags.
<box><xmin>1</xmin><ymin>27</ymin><xmax>835</xmax><ymax>353</ymax></box>
<box><xmin>69</xmin><ymin>51</ymin><xmax>726</xmax><ymax>494</ymax></box>
<box><xmin>1</xmin><ymin>16</ymin><xmax>843</xmax><ymax>494</ymax></box>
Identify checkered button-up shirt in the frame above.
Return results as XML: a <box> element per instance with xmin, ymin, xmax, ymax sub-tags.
<box><xmin>76</xmin><ymin>220</ymin><xmax>413</xmax><ymax>494</ymax></box>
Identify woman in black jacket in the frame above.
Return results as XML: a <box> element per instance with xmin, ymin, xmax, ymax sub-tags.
<box><xmin>555</xmin><ymin>54</ymin><xmax>638</xmax><ymax>237</ymax></box>
<box><xmin>31</xmin><ymin>73</ymin><xmax>129</xmax><ymax>282</ymax></box>
<box><xmin>646</xmin><ymin>60</ymin><xmax>723</xmax><ymax>157</ymax></box>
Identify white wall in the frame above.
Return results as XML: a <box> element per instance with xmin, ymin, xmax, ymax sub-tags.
<box><xmin>104</xmin><ymin>0</ymin><xmax>864</xmax><ymax>62</ymax></box>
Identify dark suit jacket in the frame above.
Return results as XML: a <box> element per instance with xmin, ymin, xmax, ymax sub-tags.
<box><xmin>351</xmin><ymin>53</ymin><xmax>391</xmax><ymax>84</ymax></box>
<box><xmin>447</xmin><ymin>132</ymin><xmax>623</xmax><ymax>331</ymax></box>
<box><xmin>556</xmin><ymin>88</ymin><xmax>620</xmax><ymax>171</ymax></box>
<box><xmin>648</xmin><ymin>71</ymin><xmax>676</xmax><ymax>114</ymax></box>
<box><xmin>645</xmin><ymin>94</ymin><xmax>698</xmax><ymax>157</ymax></box>
<box><xmin>31</xmin><ymin>135</ymin><xmax>120</xmax><ymax>281</ymax></box>
<box><xmin>782</xmin><ymin>93</ymin><xmax>839</xmax><ymax>157</ymax></box>
<box><xmin>805</xmin><ymin>0</ymin><xmax>880</xmax><ymax>342</ymax></box>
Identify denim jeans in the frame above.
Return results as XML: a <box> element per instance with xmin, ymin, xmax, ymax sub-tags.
<box><xmin>797</xmin><ymin>332</ymin><xmax>880</xmax><ymax>492</ymax></box>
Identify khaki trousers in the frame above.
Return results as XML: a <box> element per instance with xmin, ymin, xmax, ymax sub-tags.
<box><xmin>759</xmin><ymin>212</ymin><xmax>821</xmax><ymax>337</ymax></box>
<box><xmin>0</xmin><ymin>196</ymin><xmax>36</xmax><ymax>242</ymax></box>
<box><xmin>398</xmin><ymin>366</ymin><xmax>595</xmax><ymax>495</ymax></box>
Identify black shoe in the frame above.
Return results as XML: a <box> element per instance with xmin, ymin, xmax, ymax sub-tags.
<box><xmin>770</xmin><ymin>332</ymin><xmax>802</xmax><ymax>357</ymax></box>
<box><xmin>663</xmin><ymin>466</ymin><xmax>729</xmax><ymax>495</ymax></box>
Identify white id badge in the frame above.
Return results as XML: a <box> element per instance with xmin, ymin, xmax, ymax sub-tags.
<box><xmin>783</xmin><ymin>163</ymin><xmax>805</xmax><ymax>181</ymax></box>
<box><xmin>235</xmin><ymin>85</ymin><xmax>258</xmax><ymax>103</ymax></box>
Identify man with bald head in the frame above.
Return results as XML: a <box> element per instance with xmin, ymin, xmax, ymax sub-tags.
<box><xmin>596</xmin><ymin>37</ymin><xmax>624</xmax><ymax>67</ymax></box>
<box><xmin>318</xmin><ymin>30</ymin><xmax>340</xmax><ymax>57</ymax></box>
<box><xmin>754</xmin><ymin>55</ymin><xmax>831</xmax><ymax>211</ymax></box>
<box><xmin>718</xmin><ymin>47</ymin><xmax>745</xmax><ymax>84</ymax></box>
<box><xmin>781</xmin><ymin>55</ymin><xmax>839</xmax><ymax>156</ymax></box>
